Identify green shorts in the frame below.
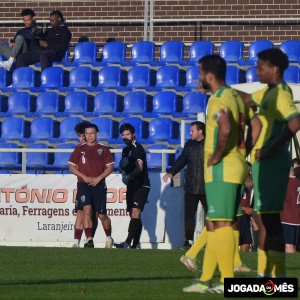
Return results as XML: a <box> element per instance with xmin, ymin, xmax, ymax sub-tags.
<box><xmin>205</xmin><ymin>181</ymin><xmax>242</xmax><ymax>221</ymax></box>
<box><xmin>252</xmin><ymin>152</ymin><xmax>290</xmax><ymax>213</ymax></box>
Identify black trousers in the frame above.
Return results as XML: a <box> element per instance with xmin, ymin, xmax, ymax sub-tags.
<box><xmin>184</xmin><ymin>191</ymin><xmax>207</xmax><ymax>241</ymax></box>
<box><xmin>16</xmin><ymin>49</ymin><xmax>60</xmax><ymax>71</ymax></box>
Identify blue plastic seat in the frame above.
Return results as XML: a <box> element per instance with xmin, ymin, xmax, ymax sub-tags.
<box><xmin>114</xmin><ymin>91</ymin><xmax>147</xmax><ymax>117</ymax></box>
<box><xmin>65</xmin><ymin>42</ymin><xmax>97</xmax><ymax>66</ymax></box>
<box><xmin>84</xmin><ymin>91</ymin><xmax>118</xmax><ymax>117</ymax></box>
<box><xmin>39</xmin><ymin>66</ymin><xmax>64</xmax><ymax>89</ymax></box>
<box><xmin>147</xmin><ymin>118</ymin><xmax>174</xmax><ymax>143</ymax></box>
<box><xmin>49</xmin><ymin>117</ymin><xmax>83</xmax><ymax>143</ymax></box>
<box><xmin>152</xmin><ymin>65</ymin><xmax>180</xmax><ymax>90</ymax></box>
<box><xmin>21</xmin><ymin>117</ymin><xmax>54</xmax><ymax>143</ymax></box>
<box><xmin>26</xmin><ymin>91</ymin><xmax>59</xmax><ymax>117</ymax></box>
<box><xmin>240</xmin><ymin>40</ymin><xmax>274</xmax><ymax>66</ymax></box>
<box><xmin>185</xmin><ymin>41</ymin><xmax>214</xmax><ymax>65</ymax></box>
<box><xmin>0</xmin><ymin>91</ymin><xmax>31</xmax><ymax>117</ymax></box>
<box><xmin>55</xmin><ymin>91</ymin><xmax>88</xmax><ymax>117</ymax></box>
<box><xmin>143</xmin><ymin>91</ymin><xmax>177</xmax><ymax>118</ymax></box>
<box><xmin>219</xmin><ymin>40</ymin><xmax>244</xmax><ymax>63</ymax></box>
<box><xmin>0</xmin><ymin>67</ymin><xmax>7</xmax><ymax>87</ymax></box>
<box><xmin>179</xmin><ymin>92</ymin><xmax>207</xmax><ymax>117</ymax></box>
<box><xmin>124</xmin><ymin>41</ymin><xmax>155</xmax><ymax>65</ymax></box>
<box><xmin>46</xmin><ymin>143</ymin><xmax>76</xmax><ymax>170</ymax></box>
<box><xmin>67</xmin><ymin>66</ymin><xmax>93</xmax><ymax>90</ymax></box>
<box><xmin>12</xmin><ymin>67</ymin><xmax>35</xmax><ymax>89</ymax></box>
<box><xmin>0</xmin><ymin>142</ymin><xmax>20</xmax><ymax>168</ymax></box>
<box><xmin>153</xmin><ymin>41</ymin><xmax>184</xmax><ymax>66</ymax></box>
<box><xmin>94</xmin><ymin>41</ymin><xmax>126</xmax><ymax>66</ymax></box>
<box><xmin>226</xmin><ymin>65</ymin><xmax>240</xmax><ymax>85</ymax></box>
<box><xmin>246</xmin><ymin>66</ymin><xmax>258</xmax><ymax>83</ymax></box>
<box><xmin>91</xmin><ymin>117</ymin><xmax>115</xmax><ymax>140</ymax></box>
<box><xmin>26</xmin><ymin>143</ymin><xmax>49</xmax><ymax>168</ymax></box>
<box><xmin>279</xmin><ymin>40</ymin><xmax>300</xmax><ymax>63</ymax></box>
<box><xmin>146</xmin><ymin>144</ymin><xmax>169</xmax><ymax>170</ymax></box>
<box><xmin>125</xmin><ymin>66</ymin><xmax>151</xmax><ymax>90</ymax></box>
<box><xmin>182</xmin><ymin>65</ymin><xmax>199</xmax><ymax>91</ymax></box>
<box><xmin>0</xmin><ymin>117</ymin><xmax>25</xmax><ymax>142</ymax></box>
<box><xmin>284</xmin><ymin>65</ymin><xmax>300</xmax><ymax>83</ymax></box>
<box><xmin>96</xmin><ymin>66</ymin><xmax>122</xmax><ymax>90</ymax></box>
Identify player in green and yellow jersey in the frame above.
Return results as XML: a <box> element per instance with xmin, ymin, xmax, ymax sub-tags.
<box><xmin>238</xmin><ymin>48</ymin><xmax>300</xmax><ymax>278</ymax></box>
<box><xmin>183</xmin><ymin>54</ymin><xmax>261</xmax><ymax>294</ymax></box>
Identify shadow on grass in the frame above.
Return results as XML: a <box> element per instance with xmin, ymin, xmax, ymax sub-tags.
<box><xmin>0</xmin><ymin>275</ymin><xmax>192</xmax><ymax>286</ymax></box>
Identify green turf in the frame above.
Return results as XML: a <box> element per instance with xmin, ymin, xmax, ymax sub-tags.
<box><xmin>0</xmin><ymin>247</ymin><xmax>299</xmax><ymax>300</ymax></box>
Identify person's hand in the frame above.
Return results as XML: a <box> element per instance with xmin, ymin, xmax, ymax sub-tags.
<box><xmin>122</xmin><ymin>172</ymin><xmax>131</xmax><ymax>185</ymax></box>
<box><xmin>245</xmin><ymin>175</ymin><xmax>253</xmax><ymax>189</ymax></box>
<box><xmin>82</xmin><ymin>175</ymin><xmax>93</xmax><ymax>184</ymax></box>
<box><xmin>255</xmin><ymin>147</ymin><xmax>271</xmax><ymax>161</ymax></box>
<box><xmin>89</xmin><ymin>176</ymin><xmax>101</xmax><ymax>186</ymax></box>
<box><xmin>242</xmin><ymin>207</ymin><xmax>254</xmax><ymax>215</ymax></box>
<box><xmin>162</xmin><ymin>173</ymin><xmax>173</xmax><ymax>182</ymax></box>
<box><xmin>207</xmin><ymin>154</ymin><xmax>220</xmax><ymax>167</ymax></box>
<box><xmin>39</xmin><ymin>40</ymin><xmax>47</xmax><ymax>48</ymax></box>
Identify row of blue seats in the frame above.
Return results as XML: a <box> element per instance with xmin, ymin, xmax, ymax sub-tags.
<box><xmin>0</xmin><ymin>116</ymin><xmax>195</xmax><ymax>145</ymax></box>
<box><xmin>0</xmin><ymin>64</ymin><xmax>247</xmax><ymax>91</ymax></box>
<box><xmin>1</xmin><ymin>64</ymin><xmax>299</xmax><ymax>92</ymax></box>
<box><xmin>0</xmin><ymin>142</ymin><xmax>178</xmax><ymax>171</ymax></box>
<box><xmin>14</xmin><ymin>39</ymin><xmax>300</xmax><ymax>67</ymax></box>
<box><xmin>0</xmin><ymin>91</ymin><xmax>207</xmax><ymax>118</ymax></box>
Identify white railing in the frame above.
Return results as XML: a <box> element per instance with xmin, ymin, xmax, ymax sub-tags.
<box><xmin>0</xmin><ymin>147</ymin><xmax>176</xmax><ymax>174</ymax></box>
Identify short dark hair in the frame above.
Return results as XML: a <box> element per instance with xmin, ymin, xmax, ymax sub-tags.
<box><xmin>191</xmin><ymin>121</ymin><xmax>206</xmax><ymax>136</ymax></box>
<box><xmin>85</xmin><ymin>123</ymin><xmax>99</xmax><ymax>132</ymax></box>
<box><xmin>74</xmin><ymin>121</ymin><xmax>90</xmax><ymax>134</ymax></box>
<box><xmin>292</xmin><ymin>157</ymin><xmax>300</xmax><ymax>166</ymax></box>
<box><xmin>257</xmin><ymin>48</ymin><xmax>289</xmax><ymax>76</ymax></box>
<box><xmin>50</xmin><ymin>10</ymin><xmax>64</xmax><ymax>23</ymax></box>
<box><xmin>199</xmin><ymin>54</ymin><xmax>227</xmax><ymax>82</ymax></box>
<box><xmin>21</xmin><ymin>9</ymin><xmax>35</xmax><ymax>17</ymax></box>
<box><xmin>119</xmin><ymin>123</ymin><xmax>135</xmax><ymax>134</ymax></box>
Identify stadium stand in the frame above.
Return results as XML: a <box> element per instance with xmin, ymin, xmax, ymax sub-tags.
<box><xmin>64</xmin><ymin>41</ymin><xmax>97</xmax><ymax>66</ymax></box>
<box><xmin>0</xmin><ymin>117</ymin><xmax>25</xmax><ymax>142</ymax></box>
<box><xmin>90</xmin><ymin>117</ymin><xmax>116</xmax><ymax>140</ymax></box>
<box><xmin>26</xmin><ymin>143</ymin><xmax>49</xmax><ymax>170</ymax></box>
<box><xmin>283</xmin><ymin>65</ymin><xmax>300</xmax><ymax>83</ymax></box>
<box><xmin>279</xmin><ymin>40</ymin><xmax>300</xmax><ymax>63</ymax></box>
<box><xmin>0</xmin><ymin>142</ymin><xmax>20</xmax><ymax>168</ymax></box>
<box><xmin>122</xmin><ymin>41</ymin><xmax>155</xmax><ymax>66</ymax></box>
<box><xmin>219</xmin><ymin>40</ymin><xmax>244</xmax><ymax>63</ymax></box>
<box><xmin>0</xmin><ymin>91</ymin><xmax>31</xmax><ymax>117</ymax></box>
<box><xmin>93</xmin><ymin>41</ymin><xmax>126</xmax><ymax>66</ymax></box>
<box><xmin>245</xmin><ymin>66</ymin><xmax>259</xmax><ymax>83</ymax></box>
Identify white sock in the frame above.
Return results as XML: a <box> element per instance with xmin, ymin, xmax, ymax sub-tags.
<box><xmin>74</xmin><ymin>239</ymin><xmax>80</xmax><ymax>245</ymax></box>
<box><xmin>8</xmin><ymin>57</ymin><xmax>14</xmax><ymax>64</ymax></box>
<box><xmin>106</xmin><ymin>236</ymin><xmax>112</xmax><ymax>241</ymax></box>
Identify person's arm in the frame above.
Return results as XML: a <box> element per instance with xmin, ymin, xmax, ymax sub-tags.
<box><xmin>69</xmin><ymin>163</ymin><xmax>92</xmax><ymax>184</ymax></box>
<box><xmin>257</xmin><ymin>115</ymin><xmax>300</xmax><ymax>160</ymax></box>
<box><xmin>90</xmin><ymin>163</ymin><xmax>114</xmax><ymax>186</ymax></box>
<box><xmin>236</xmin><ymin>89</ymin><xmax>257</xmax><ymax>110</ymax></box>
<box><xmin>246</xmin><ymin>116</ymin><xmax>262</xmax><ymax>155</ymax></box>
<box><xmin>208</xmin><ymin>110</ymin><xmax>231</xmax><ymax>166</ymax></box>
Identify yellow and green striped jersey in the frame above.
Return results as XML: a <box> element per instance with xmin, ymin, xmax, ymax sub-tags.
<box><xmin>250</xmin><ymin>82</ymin><xmax>299</xmax><ymax>163</ymax></box>
<box><xmin>205</xmin><ymin>86</ymin><xmax>254</xmax><ymax>184</ymax></box>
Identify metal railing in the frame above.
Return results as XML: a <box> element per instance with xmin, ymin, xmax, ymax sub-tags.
<box><xmin>0</xmin><ymin>147</ymin><xmax>177</xmax><ymax>174</ymax></box>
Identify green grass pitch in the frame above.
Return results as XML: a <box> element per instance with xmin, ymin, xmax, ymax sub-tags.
<box><xmin>0</xmin><ymin>247</ymin><xmax>299</xmax><ymax>300</ymax></box>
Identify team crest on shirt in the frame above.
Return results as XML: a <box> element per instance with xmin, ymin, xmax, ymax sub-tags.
<box><xmin>97</xmin><ymin>148</ymin><xmax>103</xmax><ymax>156</ymax></box>
<box><xmin>81</xmin><ymin>195</ymin><xmax>86</xmax><ymax>203</ymax></box>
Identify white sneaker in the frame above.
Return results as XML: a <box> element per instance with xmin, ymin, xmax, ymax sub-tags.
<box><xmin>0</xmin><ymin>60</ymin><xmax>12</xmax><ymax>71</ymax></box>
<box><xmin>206</xmin><ymin>283</ymin><xmax>224</xmax><ymax>294</ymax></box>
<box><xmin>72</xmin><ymin>243</ymin><xmax>80</xmax><ymax>248</ymax></box>
<box><xmin>234</xmin><ymin>264</ymin><xmax>253</xmax><ymax>272</ymax></box>
<box><xmin>183</xmin><ymin>281</ymin><xmax>211</xmax><ymax>293</ymax></box>
<box><xmin>105</xmin><ymin>236</ymin><xmax>114</xmax><ymax>248</ymax></box>
<box><xmin>180</xmin><ymin>255</ymin><xmax>198</xmax><ymax>272</ymax></box>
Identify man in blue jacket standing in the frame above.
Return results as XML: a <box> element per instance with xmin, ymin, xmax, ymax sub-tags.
<box><xmin>163</xmin><ymin>121</ymin><xmax>207</xmax><ymax>249</ymax></box>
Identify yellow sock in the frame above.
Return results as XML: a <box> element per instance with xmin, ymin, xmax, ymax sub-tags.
<box><xmin>257</xmin><ymin>248</ymin><xmax>269</xmax><ymax>277</ymax></box>
<box><xmin>215</xmin><ymin>226</ymin><xmax>235</xmax><ymax>282</ymax></box>
<box><xmin>269</xmin><ymin>250</ymin><xmax>286</xmax><ymax>278</ymax></box>
<box><xmin>186</xmin><ymin>226</ymin><xmax>207</xmax><ymax>259</ymax></box>
<box><xmin>233</xmin><ymin>229</ymin><xmax>242</xmax><ymax>267</ymax></box>
<box><xmin>200</xmin><ymin>231</ymin><xmax>217</xmax><ymax>282</ymax></box>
